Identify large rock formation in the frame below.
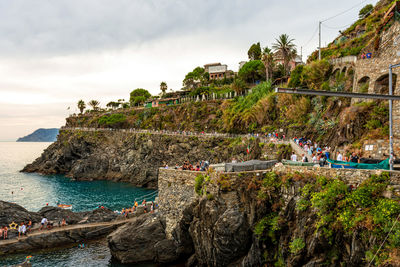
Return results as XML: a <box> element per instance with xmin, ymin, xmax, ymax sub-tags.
<box><xmin>22</xmin><ymin>130</ymin><xmax>262</xmax><ymax>188</ymax></box>
<box><xmin>108</xmin><ymin>213</ymin><xmax>179</xmax><ymax>264</ymax></box>
<box><xmin>107</xmin><ymin>167</ymin><xmax>400</xmax><ymax>266</ymax></box>
<box><xmin>0</xmin><ymin>201</ymin><xmax>41</xmax><ymax>227</ymax></box>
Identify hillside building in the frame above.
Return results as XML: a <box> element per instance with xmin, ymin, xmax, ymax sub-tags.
<box><xmin>204</xmin><ymin>63</ymin><xmax>234</xmax><ymax>80</ymax></box>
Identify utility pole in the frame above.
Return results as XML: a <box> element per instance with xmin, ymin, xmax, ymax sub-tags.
<box><xmin>318</xmin><ymin>21</ymin><xmax>322</xmax><ymax>60</ymax></box>
<box><xmin>300</xmin><ymin>46</ymin><xmax>303</xmax><ymax>63</ymax></box>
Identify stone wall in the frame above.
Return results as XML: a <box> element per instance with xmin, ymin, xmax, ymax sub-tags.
<box><xmin>331</xmin><ymin>21</ymin><xmax>400</xmax><ymax>157</ymax></box>
<box><xmin>362</xmin><ymin>138</ymin><xmax>390</xmax><ymax>158</ymax></box>
<box><xmin>158</xmin><ymin>168</ymin><xmax>271</xmax><ymax>237</ymax></box>
<box><xmin>273</xmin><ymin>164</ymin><xmax>400</xmax><ymax>197</ymax></box>
<box><xmin>158</xmin><ymin>169</ymin><xmax>198</xmax><ymax>238</ymax></box>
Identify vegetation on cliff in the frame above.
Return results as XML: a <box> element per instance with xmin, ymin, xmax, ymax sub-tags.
<box><xmin>308</xmin><ymin>0</ymin><xmax>397</xmax><ymax>61</ymax></box>
<box><xmin>252</xmin><ymin>171</ymin><xmax>400</xmax><ymax>266</ymax></box>
<box><xmin>66</xmin><ymin>77</ymin><xmax>388</xmax><ymax>150</ymax></box>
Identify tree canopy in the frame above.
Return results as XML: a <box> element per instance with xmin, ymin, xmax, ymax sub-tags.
<box><xmin>160</xmin><ymin>81</ymin><xmax>168</xmax><ymax>95</ymax></box>
<box><xmin>359</xmin><ymin>4</ymin><xmax>373</xmax><ymax>19</ymax></box>
<box><xmin>88</xmin><ymin>100</ymin><xmax>100</xmax><ymax>111</ymax></box>
<box><xmin>248</xmin><ymin>42</ymin><xmax>262</xmax><ymax>61</ymax></box>
<box><xmin>183</xmin><ymin>67</ymin><xmax>208</xmax><ymax>90</ymax></box>
<box><xmin>130</xmin><ymin>88</ymin><xmax>151</xmax><ymax>107</ymax></box>
<box><xmin>261</xmin><ymin>46</ymin><xmax>275</xmax><ymax>81</ymax></box>
<box><xmin>272</xmin><ymin>34</ymin><xmax>296</xmax><ymax>76</ymax></box>
<box><xmin>77</xmin><ymin>100</ymin><xmax>86</xmax><ymax>114</ymax></box>
<box><xmin>238</xmin><ymin>60</ymin><xmax>266</xmax><ymax>83</ymax></box>
<box><xmin>106</xmin><ymin>101</ymin><xmax>121</xmax><ymax>110</ymax></box>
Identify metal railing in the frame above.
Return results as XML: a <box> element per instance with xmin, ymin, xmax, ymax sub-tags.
<box><xmin>329</xmin><ymin>56</ymin><xmax>357</xmax><ymax>65</ymax></box>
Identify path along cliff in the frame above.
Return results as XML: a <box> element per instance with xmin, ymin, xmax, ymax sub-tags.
<box><xmin>22</xmin><ymin>129</ymin><xmax>289</xmax><ymax>188</ymax></box>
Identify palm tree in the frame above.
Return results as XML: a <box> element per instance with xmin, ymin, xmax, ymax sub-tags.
<box><xmin>77</xmin><ymin>100</ymin><xmax>86</xmax><ymax>114</ymax></box>
<box><xmin>231</xmin><ymin>78</ymin><xmax>248</xmax><ymax>95</ymax></box>
<box><xmin>160</xmin><ymin>82</ymin><xmax>167</xmax><ymax>96</ymax></box>
<box><xmin>88</xmin><ymin>100</ymin><xmax>100</xmax><ymax>111</ymax></box>
<box><xmin>272</xmin><ymin>34</ymin><xmax>296</xmax><ymax>76</ymax></box>
<box><xmin>261</xmin><ymin>46</ymin><xmax>275</xmax><ymax>82</ymax></box>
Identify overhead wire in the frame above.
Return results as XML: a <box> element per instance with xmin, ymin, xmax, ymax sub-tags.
<box><xmin>301</xmin><ymin>0</ymin><xmax>373</xmax><ymax>51</ymax></box>
<box><xmin>301</xmin><ymin>25</ymin><xmax>319</xmax><ymax>49</ymax></box>
<box><xmin>322</xmin><ymin>6</ymin><xmax>375</xmax><ymax>30</ymax></box>
<box><xmin>321</xmin><ymin>0</ymin><xmax>370</xmax><ymax>22</ymax></box>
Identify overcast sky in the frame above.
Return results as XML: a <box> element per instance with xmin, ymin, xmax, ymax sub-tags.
<box><xmin>0</xmin><ymin>0</ymin><xmax>377</xmax><ymax>141</ymax></box>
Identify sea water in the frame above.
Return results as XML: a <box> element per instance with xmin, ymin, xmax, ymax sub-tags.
<box><xmin>0</xmin><ymin>142</ymin><xmax>157</xmax><ymax>266</ymax></box>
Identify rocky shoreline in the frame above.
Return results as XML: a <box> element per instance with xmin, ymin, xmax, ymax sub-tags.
<box><xmin>0</xmin><ymin>201</ymin><xmax>131</xmax><ymax>256</ymax></box>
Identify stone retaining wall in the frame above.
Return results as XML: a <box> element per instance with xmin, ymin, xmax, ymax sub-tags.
<box><xmin>273</xmin><ymin>164</ymin><xmax>400</xmax><ymax>198</ymax></box>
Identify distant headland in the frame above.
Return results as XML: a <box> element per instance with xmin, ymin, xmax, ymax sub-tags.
<box><xmin>17</xmin><ymin>128</ymin><xmax>59</xmax><ymax>142</ymax></box>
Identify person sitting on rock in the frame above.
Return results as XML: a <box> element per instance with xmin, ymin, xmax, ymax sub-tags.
<box><xmin>61</xmin><ymin>218</ymin><xmax>66</xmax><ymax>227</ymax></box>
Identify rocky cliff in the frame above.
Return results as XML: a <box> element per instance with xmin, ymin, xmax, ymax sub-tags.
<box><xmin>108</xmin><ymin>167</ymin><xmax>400</xmax><ymax>266</ymax></box>
<box><xmin>22</xmin><ymin>129</ymin><xmax>267</xmax><ymax>188</ymax></box>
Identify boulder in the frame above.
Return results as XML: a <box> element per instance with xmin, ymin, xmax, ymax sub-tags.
<box><xmin>0</xmin><ymin>201</ymin><xmax>41</xmax><ymax>227</ymax></box>
<box><xmin>108</xmin><ymin>214</ymin><xmax>178</xmax><ymax>264</ymax></box>
<box><xmin>78</xmin><ymin>207</ymin><xmax>118</xmax><ymax>224</ymax></box>
<box><xmin>38</xmin><ymin>206</ymin><xmax>83</xmax><ymax>225</ymax></box>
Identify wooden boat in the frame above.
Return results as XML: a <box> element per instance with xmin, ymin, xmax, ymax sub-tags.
<box><xmin>57</xmin><ymin>204</ymin><xmax>72</xmax><ymax>210</ymax></box>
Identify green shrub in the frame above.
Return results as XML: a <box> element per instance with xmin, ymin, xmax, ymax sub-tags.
<box><xmin>289</xmin><ymin>238</ymin><xmax>305</xmax><ymax>254</ymax></box>
<box><xmin>98</xmin><ymin>113</ymin><xmax>127</xmax><ymax>127</ymax></box>
<box><xmin>195</xmin><ymin>174</ymin><xmax>205</xmax><ymax>195</ymax></box>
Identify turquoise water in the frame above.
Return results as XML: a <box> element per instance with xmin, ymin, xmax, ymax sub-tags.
<box><xmin>0</xmin><ymin>142</ymin><xmax>157</xmax><ymax>266</ymax></box>
<box><xmin>0</xmin><ymin>142</ymin><xmax>156</xmax><ymax>212</ymax></box>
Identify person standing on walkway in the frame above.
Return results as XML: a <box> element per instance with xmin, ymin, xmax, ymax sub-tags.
<box><xmin>337</xmin><ymin>152</ymin><xmax>343</xmax><ymax>161</ymax></box>
<box><xmin>40</xmin><ymin>217</ymin><xmax>48</xmax><ymax>230</ymax></box>
<box><xmin>290</xmin><ymin>152</ymin><xmax>297</xmax><ymax>162</ymax></box>
<box><xmin>350</xmin><ymin>152</ymin><xmax>360</xmax><ymax>163</ymax></box>
<box><xmin>3</xmin><ymin>226</ymin><xmax>8</xmax><ymax>239</ymax></box>
<box><xmin>18</xmin><ymin>222</ymin><xmax>26</xmax><ymax>239</ymax></box>
<box><xmin>27</xmin><ymin>220</ymin><xmax>32</xmax><ymax>233</ymax></box>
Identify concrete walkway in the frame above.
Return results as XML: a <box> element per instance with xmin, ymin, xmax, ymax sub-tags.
<box><xmin>0</xmin><ymin>218</ymin><xmax>135</xmax><ymax>255</ymax></box>
<box><xmin>289</xmin><ymin>140</ymin><xmax>313</xmax><ymax>162</ymax></box>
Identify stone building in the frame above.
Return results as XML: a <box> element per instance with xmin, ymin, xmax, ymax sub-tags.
<box><xmin>273</xmin><ymin>51</ymin><xmax>303</xmax><ymax>72</ymax></box>
<box><xmin>204</xmin><ymin>63</ymin><xmax>234</xmax><ymax>80</ymax></box>
<box><xmin>330</xmin><ymin>18</ymin><xmax>400</xmax><ymax>158</ymax></box>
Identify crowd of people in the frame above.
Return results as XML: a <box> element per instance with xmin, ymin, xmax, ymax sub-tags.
<box><xmin>291</xmin><ymin>137</ymin><xmax>362</xmax><ymax>166</ymax></box>
<box><xmin>0</xmin><ymin>220</ymin><xmax>34</xmax><ymax>240</ymax></box>
<box><xmin>120</xmin><ymin>199</ymin><xmax>155</xmax><ymax>217</ymax></box>
<box><xmin>164</xmin><ymin>160</ymin><xmax>210</xmax><ymax>172</ymax></box>
<box><xmin>0</xmin><ymin>217</ymin><xmax>69</xmax><ymax>241</ymax></box>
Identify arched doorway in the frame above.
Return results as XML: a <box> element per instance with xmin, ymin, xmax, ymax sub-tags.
<box><xmin>358</xmin><ymin>76</ymin><xmax>370</xmax><ymax>93</ymax></box>
<box><xmin>347</xmin><ymin>67</ymin><xmax>354</xmax><ymax>77</ymax></box>
<box><xmin>374</xmin><ymin>74</ymin><xmax>397</xmax><ymax>94</ymax></box>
